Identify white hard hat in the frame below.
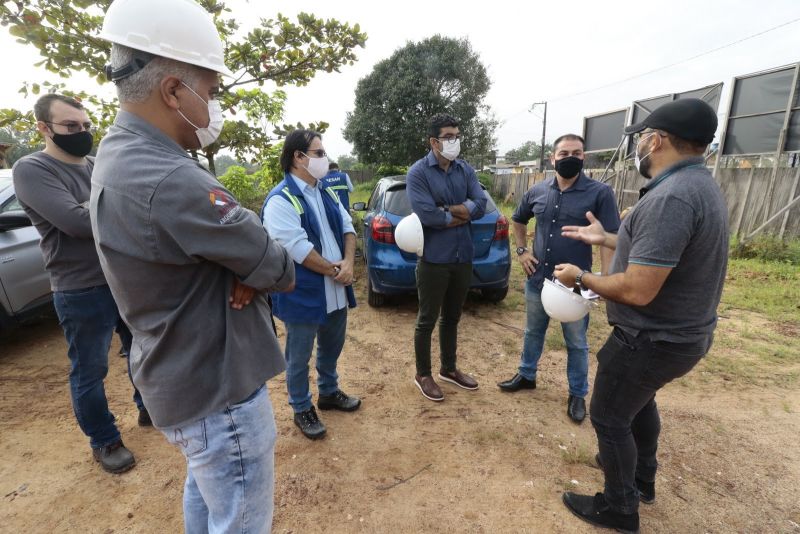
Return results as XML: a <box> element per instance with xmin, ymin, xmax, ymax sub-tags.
<box><xmin>99</xmin><ymin>0</ymin><xmax>234</xmax><ymax>77</ymax></box>
<box><xmin>395</xmin><ymin>213</ymin><xmax>424</xmax><ymax>256</ymax></box>
<box><xmin>541</xmin><ymin>279</ymin><xmax>592</xmax><ymax>323</ymax></box>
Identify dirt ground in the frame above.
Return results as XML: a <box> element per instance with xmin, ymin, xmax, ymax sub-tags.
<box><xmin>1</xmin><ymin>262</ymin><xmax>799</xmax><ymax>533</ymax></box>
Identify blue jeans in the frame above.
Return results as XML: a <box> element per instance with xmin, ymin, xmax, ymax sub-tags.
<box><xmin>53</xmin><ymin>284</ymin><xmax>124</xmax><ymax>449</ymax></box>
<box><xmin>283</xmin><ymin>307</ymin><xmax>347</xmax><ymax>413</ymax></box>
<box><xmin>115</xmin><ymin>319</ymin><xmax>144</xmax><ymax>411</ymax></box>
<box><xmin>519</xmin><ymin>283</ymin><xmax>590</xmax><ymax>398</ymax></box>
<box><xmin>160</xmin><ymin>385</ymin><xmax>276</xmax><ymax>534</ymax></box>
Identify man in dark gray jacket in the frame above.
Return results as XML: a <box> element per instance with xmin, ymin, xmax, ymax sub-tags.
<box><xmin>91</xmin><ymin>1</ymin><xmax>294</xmax><ymax>531</ymax></box>
<box><xmin>13</xmin><ymin>93</ymin><xmax>144</xmax><ymax>475</ymax></box>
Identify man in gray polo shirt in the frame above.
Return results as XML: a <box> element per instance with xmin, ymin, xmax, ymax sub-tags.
<box><xmin>91</xmin><ymin>1</ymin><xmax>294</xmax><ymax>531</ymax></box>
<box><xmin>13</xmin><ymin>93</ymin><xmax>144</xmax><ymax>475</ymax></box>
<box><xmin>554</xmin><ymin>98</ymin><xmax>728</xmax><ymax>532</ymax></box>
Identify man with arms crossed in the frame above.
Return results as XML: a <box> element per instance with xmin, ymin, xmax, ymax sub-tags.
<box><xmin>92</xmin><ymin>0</ymin><xmax>294</xmax><ymax>531</ymax></box>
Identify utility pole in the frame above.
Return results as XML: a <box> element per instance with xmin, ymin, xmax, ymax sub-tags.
<box><xmin>530</xmin><ymin>101</ymin><xmax>547</xmax><ymax>171</ymax></box>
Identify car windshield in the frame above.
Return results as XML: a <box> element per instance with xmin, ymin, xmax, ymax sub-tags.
<box><xmin>384</xmin><ymin>184</ymin><xmax>497</xmax><ymax>216</ymax></box>
<box><xmin>0</xmin><ymin>175</ymin><xmax>11</xmax><ymax>192</ymax></box>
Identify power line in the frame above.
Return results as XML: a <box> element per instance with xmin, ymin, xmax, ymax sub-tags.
<box><xmin>496</xmin><ymin>15</ymin><xmax>800</xmax><ymax>149</ymax></box>
<box><xmin>546</xmin><ymin>16</ymin><xmax>800</xmax><ymax>103</ymax></box>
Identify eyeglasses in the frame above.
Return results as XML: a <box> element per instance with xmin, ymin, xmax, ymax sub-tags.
<box><xmin>46</xmin><ymin>121</ymin><xmax>94</xmax><ymax>134</ymax></box>
<box><xmin>303</xmin><ymin>149</ymin><xmax>327</xmax><ymax>158</ymax></box>
<box><xmin>633</xmin><ymin>130</ymin><xmax>666</xmax><ymax>144</ymax></box>
<box><xmin>437</xmin><ymin>135</ymin><xmax>461</xmax><ymax>145</ymax></box>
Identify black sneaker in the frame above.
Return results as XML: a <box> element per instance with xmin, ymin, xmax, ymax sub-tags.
<box><xmin>293</xmin><ymin>407</ymin><xmax>326</xmax><ymax>440</ymax></box>
<box><xmin>93</xmin><ymin>440</ymin><xmax>136</xmax><ymax>474</ymax></box>
<box><xmin>562</xmin><ymin>492</ymin><xmax>639</xmax><ymax>533</ymax></box>
<box><xmin>137</xmin><ymin>407</ymin><xmax>153</xmax><ymax>427</ymax></box>
<box><xmin>594</xmin><ymin>453</ymin><xmax>655</xmax><ymax>504</ymax></box>
<box><xmin>317</xmin><ymin>390</ymin><xmax>361</xmax><ymax>412</ymax></box>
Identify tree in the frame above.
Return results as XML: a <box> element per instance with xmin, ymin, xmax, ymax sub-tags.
<box><xmin>0</xmin><ymin>126</ymin><xmax>42</xmax><ymax>167</ymax></box>
<box><xmin>504</xmin><ymin>140</ymin><xmax>552</xmax><ymax>163</ymax></box>
<box><xmin>0</xmin><ymin>1</ymin><xmax>367</xmax><ymax>173</ymax></box>
<box><xmin>343</xmin><ymin>35</ymin><xmax>496</xmax><ymax>167</ymax></box>
<box><xmin>213</xmin><ymin>154</ymin><xmax>242</xmax><ymax>177</ymax></box>
<box><xmin>335</xmin><ymin>153</ymin><xmax>358</xmax><ymax>170</ymax></box>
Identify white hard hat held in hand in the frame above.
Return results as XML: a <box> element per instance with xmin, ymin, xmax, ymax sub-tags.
<box><xmin>99</xmin><ymin>0</ymin><xmax>234</xmax><ymax>77</ymax></box>
<box><xmin>395</xmin><ymin>213</ymin><xmax>424</xmax><ymax>257</ymax></box>
<box><xmin>541</xmin><ymin>278</ymin><xmax>592</xmax><ymax>323</ymax></box>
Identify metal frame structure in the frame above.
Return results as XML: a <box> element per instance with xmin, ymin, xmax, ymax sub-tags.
<box><xmin>628</xmin><ymin>82</ymin><xmax>723</xmax><ymax>157</ymax></box>
<box><xmin>581</xmin><ymin>83</ymin><xmax>723</xmax><ymax>185</ymax></box>
<box><xmin>713</xmin><ymin>62</ymin><xmax>800</xmax><ymax>240</ymax></box>
<box><xmin>715</xmin><ymin>63</ymin><xmax>800</xmax><ymax>160</ymax></box>
<box><xmin>582</xmin><ymin>107</ymin><xmax>630</xmax><ymax>154</ymax></box>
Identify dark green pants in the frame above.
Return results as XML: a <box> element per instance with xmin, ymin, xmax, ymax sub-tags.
<box><xmin>414</xmin><ymin>260</ymin><xmax>472</xmax><ymax>376</ymax></box>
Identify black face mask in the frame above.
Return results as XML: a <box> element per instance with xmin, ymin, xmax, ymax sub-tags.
<box><xmin>554</xmin><ymin>156</ymin><xmax>583</xmax><ymax>179</ymax></box>
<box><xmin>51</xmin><ymin>131</ymin><xmax>94</xmax><ymax>157</ymax></box>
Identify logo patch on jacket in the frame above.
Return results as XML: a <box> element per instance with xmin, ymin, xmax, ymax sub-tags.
<box><xmin>209</xmin><ymin>188</ymin><xmax>242</xmax><ymax>224</ymax></box>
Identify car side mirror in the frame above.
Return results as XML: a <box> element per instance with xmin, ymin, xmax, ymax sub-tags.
<box><xmin>0</xmin><ymin>211</ymin><xmax>32</xmax><ymax>232</ymax></box>
<box><xmin>351</xmin><ymin>202</ymin><xmax>366</xmax><ymax>211</ymax></box>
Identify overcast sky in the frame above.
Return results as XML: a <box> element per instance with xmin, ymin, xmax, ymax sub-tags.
<box><xmin>1</xmin><ymin>0</ymin><xmax>799</xmax><ymax>162</ymax></box>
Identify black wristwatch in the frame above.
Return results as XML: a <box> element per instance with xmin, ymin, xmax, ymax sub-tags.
<box><xmin>516</xmin><ymin>246</ymin><xmax>528</xmax><ymax>256</ymax></box>
<box><xmin>575</xmin><ymin>270</ymin><xmax>588</xmax><ymax>290</ymax></box>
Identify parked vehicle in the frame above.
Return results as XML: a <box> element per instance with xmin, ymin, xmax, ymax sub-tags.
<box><xmin>0</xmin><ymin>169</ymin><xmax>52</xmax><ymax>331</ymax></box>
<box><xmin>353</xmin><ymin>175</ymin><xmax>511</xmax><ymax>307</ymax></box>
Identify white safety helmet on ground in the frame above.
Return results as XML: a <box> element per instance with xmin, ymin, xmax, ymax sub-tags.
<box><xmin>395</xmin><ymin>213</ymin><xmax>424</xmax><ymax>256</ymax></box>
<box><xmin>99</xmin><ymin>0</ymin><xmax>233</xmax><ymax>78</ymax></box>
<box><xmin>541</xmin><ymin>278</ymin><xmax>592</xmax><ymax>323</ymax></box>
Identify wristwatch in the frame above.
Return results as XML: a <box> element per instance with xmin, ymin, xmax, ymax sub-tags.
<box><xmin>515</xmin><ymin>247</ymin><xmax>528</xmax><ymax>256</ymax></box>
<box><xmin>575</xmin><ymin>270</ymin><xmax>588</xmax><ymax>290</ymax></box>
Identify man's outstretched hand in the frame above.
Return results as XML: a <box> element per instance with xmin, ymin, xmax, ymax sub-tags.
<box><xmin>562</xmin><ymin>211</ymin><xmax>607</xmax><ymax>246</ymax></box>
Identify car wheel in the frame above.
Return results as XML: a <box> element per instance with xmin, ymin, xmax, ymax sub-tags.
<box><xmin>367</xmin><ymin>275</ymin><xmax>385</xmax><ymax>307</ymax></box>
<box><xmin>481</xmin><ymin>286</ymin><xmax>508</xmax><ymax>303</ymax></box>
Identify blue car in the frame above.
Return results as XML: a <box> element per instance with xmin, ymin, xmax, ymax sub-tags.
<box><xmin>352</xmin><ymin>175</ymin><xmax>511</xmax><ymax>307</ymax></box>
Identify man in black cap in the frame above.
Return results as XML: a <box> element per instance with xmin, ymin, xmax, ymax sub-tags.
<box><xmin>553</xmin><ymin>98</ymin><xmax>728</xmax><ymax>532</ymax></box>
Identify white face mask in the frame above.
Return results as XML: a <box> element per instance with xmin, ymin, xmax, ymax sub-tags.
<box><xmin>177</xmin><ymin>82</ymin><xmax>224</xmax><ymax>148</ymax></box>
<box><xmin>439</xmin><ymin>137</ymin><xmax>461</xmax><ymax>161</ymax></box>
<box><xmin>303</xmin><ymin>152</ymin><xmax>330</xmax><ymax>180</ymax></box>
<box><xmin>634</xmin><ymin>132</ymin><xmax>656</xmax><ymax>178</ymax></box>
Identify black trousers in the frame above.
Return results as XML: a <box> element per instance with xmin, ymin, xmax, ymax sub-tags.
<box><xmin>590</xmin><ymin>327</ymin><xmax>708</xmax><ymax>514</ymax></box>
<box><xmin>413</xmin><ymin>260</ymin><xmax>472</xmax><ymax>376</ymax></box>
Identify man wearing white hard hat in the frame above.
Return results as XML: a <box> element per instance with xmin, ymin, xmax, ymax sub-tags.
<box><xmin>555</xmin><ymin>98</ymin><xmax>728</xmax><ymax>532</ymax></box>
<box><xmin>90</xmin><ymin>0</ymin><xmax>294</xmax><ymax>532</ymax></box>
<box><xmin>498</xmin><ymin>134</ymin><xmax>619</xmax><ymax>424</ymax></box>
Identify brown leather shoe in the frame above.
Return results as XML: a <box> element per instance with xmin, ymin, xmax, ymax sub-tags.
<box><xmin>414</xmin><ymin>374</ymin><xmax>444</xmax><ymax>401</ymax></box>
<box><xmin>438</xmin><ymin>369</ymin><xmax>479</xmax><ymax>390</ymax></box>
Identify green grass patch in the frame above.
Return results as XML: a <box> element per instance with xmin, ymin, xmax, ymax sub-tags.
<box><xmin>730</xmin><ymin>235</ymin><xmax>800</xmax><ymax>265</ymax></box>
<box><xmin>722</xmin><ymin>258</ymin><xmax>800</xmax><ymax>323</ymax></box>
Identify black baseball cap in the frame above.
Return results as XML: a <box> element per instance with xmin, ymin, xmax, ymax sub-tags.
<box><xmin>624</xmin><ymin>98</ymin><xmax>718</xmax><ymax>144</ymax></box>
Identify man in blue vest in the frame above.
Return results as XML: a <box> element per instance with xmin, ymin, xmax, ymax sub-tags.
<box><xmin>322</xmin><ymin>161</ymin><xmax>354</xmax><ymax>210</ymax></box>
<box><xmin>262</xmin><ymin>129</ymin><xmax>360</xmax><ymax>440</ymax></box>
